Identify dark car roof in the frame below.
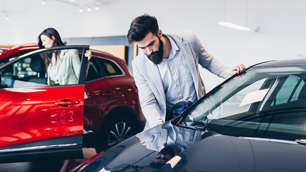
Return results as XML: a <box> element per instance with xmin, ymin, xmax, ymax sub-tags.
<box><xmin>250</xmin><ymin>58</ymin><xmax>306</xmax><ymax>69</ymax></box>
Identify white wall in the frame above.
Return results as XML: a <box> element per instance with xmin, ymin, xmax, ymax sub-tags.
<box><xmin>1</xmin><ymin>0</ymin><xmax>306</xmax><ymax>91</ymax></box>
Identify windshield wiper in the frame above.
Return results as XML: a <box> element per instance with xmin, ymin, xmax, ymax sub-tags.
<box><xmin>172</xmin><ymin>116</ymin><xmax>207</xmax><ymax>131</ymax></box>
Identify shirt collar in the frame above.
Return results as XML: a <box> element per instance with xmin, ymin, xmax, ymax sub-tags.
<box><xmin>164</xmin><ymin>34</ymin><xmax>179</xmax><ymax>60</ymax></box>
<box><xmin>58</xmin><ymin>49</ymin><xmax>69</xmax><ymax>60</ymax></box>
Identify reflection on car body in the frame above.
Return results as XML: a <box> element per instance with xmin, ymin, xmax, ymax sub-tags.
<box><xmin>0</xmin><ymin>45</ymin><xmax>14</xmax><ymax>55</ymax></box>
<box><xmin>72</xmin><ymin>58</ymin><xmax>306</xmax><ymax>172</ymax></box>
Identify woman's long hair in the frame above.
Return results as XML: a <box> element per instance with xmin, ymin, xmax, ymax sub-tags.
<box><xmin>38</xmin><ymin>28</ymin><xmax>66</xmax><ymax>70</ymax></box>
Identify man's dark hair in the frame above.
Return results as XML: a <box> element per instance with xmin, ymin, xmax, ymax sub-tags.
<box><xmin>127</xmin><ymin>14</ymin><xmax>159</xmax><ymax>43</ymax></box>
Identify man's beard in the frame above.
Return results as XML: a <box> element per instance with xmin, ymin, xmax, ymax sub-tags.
<box><xmin>146</xmin><ymin>37</ymin><xmax>164</xmax><ymax>64</ymax></box>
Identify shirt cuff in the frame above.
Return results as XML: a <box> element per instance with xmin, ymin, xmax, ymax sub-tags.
<box><xmin>155</xmin><ymin>119</ymin><xmax>164</xmax><ymax>126</ymax></box>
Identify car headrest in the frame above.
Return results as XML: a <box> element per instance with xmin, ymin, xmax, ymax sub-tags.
<box><xmin>30</xmin><ymin>56</ymin><xmax>46</xmax><ymax>72</ymax></box>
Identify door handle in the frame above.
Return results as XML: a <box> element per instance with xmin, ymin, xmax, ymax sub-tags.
<box><xmin>55</xmin><ymin>99</ymin><xmax>80</xmax><ymax>106</ymax></box>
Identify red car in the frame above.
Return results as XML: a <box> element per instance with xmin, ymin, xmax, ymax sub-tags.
<box><xmin>0</xmin><ymin>44</ymin><xmax>38</xmax><ymax>64</ymax></box>
<box><xmin>0</xmin><ymin>45</ymin><xmax>145</xmax><ymax>162</ymax></box>
<box><xmin>0</xmin><ymin>45</ymin><xmax>15</xmax><ymax>55</ymax></box>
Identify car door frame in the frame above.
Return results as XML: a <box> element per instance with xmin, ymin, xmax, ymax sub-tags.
<box><xmin>0</xmin><ymin>45</ymin><xmax>89</xmax><ymax>162</ymax></box>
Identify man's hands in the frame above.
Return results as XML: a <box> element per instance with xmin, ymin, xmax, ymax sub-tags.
<box><xmin>230</xmin><ymin>64</ymin><xmax>246</xmax><ymax>76</ymax></box>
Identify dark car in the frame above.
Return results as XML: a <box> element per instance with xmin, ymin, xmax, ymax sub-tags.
<box><xmin>0</xmin><ymin>45</ymin><xmax>145</xmax><ymax>162</ymax></box>
<box><xmin>72</xmin><ymin>58</ymin><xmax>306</xmax><ymax>172</ymax></box>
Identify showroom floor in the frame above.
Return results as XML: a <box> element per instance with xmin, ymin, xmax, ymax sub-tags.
<box><xmin>0</xmin><ymin>148</ymin><xmax>96</xmax><ymax>172</ymax></box>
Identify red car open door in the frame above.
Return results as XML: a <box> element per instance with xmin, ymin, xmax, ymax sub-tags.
<box><xmin>0</xmin><ymin>46</ymin><xmax>89</xmax><ymax>162</ymax></box>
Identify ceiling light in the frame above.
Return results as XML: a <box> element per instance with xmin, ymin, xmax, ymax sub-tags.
<box><xmin>218</xmin><ymin>0</ymin><xmax>259</xmax><ymax>32</ymax></box>
<box><xmin>87</xmin><ymin>7</ymin><xmax>92</xmax><ymax>12</ymax></box>
<box><xmin>42</xmin><ymin>0</ymin><xmax>46</xmax><ymax>5</ymax></box>
<box><xmin>218</xmin><ymin>21</ymin><xmax>251</xmax><ymax>31</ymax></box>
<box><xmin>79</xmin><ymin>7</ymin><xmax>83</xmax><ymax>13</ymax></box>
<box><xmin>95</xmin><ymin>5</ymin><xmax>100</xmax><ymax>10</ymax></box>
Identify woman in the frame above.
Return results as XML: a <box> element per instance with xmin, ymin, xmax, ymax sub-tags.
<box><xmin>38</xmin><ymin>27</ymin><xmax>91</xmax><ymax>85</ymax></box>
<box><xmin>38</xmin><ymin>28</ymin><xmax>92</xmax><ymax>172</ymax></box>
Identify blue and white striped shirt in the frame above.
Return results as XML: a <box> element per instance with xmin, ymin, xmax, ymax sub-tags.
<box><xmin>158</xmin><ymin>35</ymin><xmax>198</xmax><ymax>110</ymax></box>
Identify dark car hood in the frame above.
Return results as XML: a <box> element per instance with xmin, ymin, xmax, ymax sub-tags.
<box><xmin>79</xmin><ymin>122</ymin><xmax>306</xmax><ymax>172</ymax></box>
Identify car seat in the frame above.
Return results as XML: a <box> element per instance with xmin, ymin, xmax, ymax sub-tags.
<box><xmin>29</xmin><ymin>56</ymin><xmax>47</xmax><ymax>84</ymax></box>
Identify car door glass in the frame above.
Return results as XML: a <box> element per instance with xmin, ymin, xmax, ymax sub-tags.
<box><xmin>86</xmin><ymin>57</ymin><xmax>101</xmax><ymax>81</ymax></box>
<box><xmin>0</xmin><ymin>48</ymin><xmax>84</xmax><ymax>88</ymax></box>
<box><xmin>0</xmin><ymin>55</ymin><xmax>47</xmax><ymax>88</ymax></box>
<box><xmin>99</xmin><ymin>58</ymin><xmax>123</xmax><ymax>76</ymax></box>
<box><xmin>86</xmin><ymin>56</ymin><xmax>123</xmax><ymax>81</ymax></box>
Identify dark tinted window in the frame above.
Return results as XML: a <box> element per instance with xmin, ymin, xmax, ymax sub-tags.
<box><xmin>86</xmin><ymin>56</ymin><xmax>123</xmax><ymax>81</ymax></box>
<box><xmin>271</xmin><ymin>75</ymin><xmax>305</xmax><ymax>106</ymax></box>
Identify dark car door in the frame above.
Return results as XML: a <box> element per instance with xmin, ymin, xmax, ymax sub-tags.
<box><xmin>0</xmin><ymin>46</ymin><xmax>89</xmax><ymax>162</ymax></box>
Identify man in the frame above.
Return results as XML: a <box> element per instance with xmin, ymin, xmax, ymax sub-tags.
<box><xmin>127</xmin><ymin>14</ymin><xmax>245</xmax><ymax>128</ymax></box>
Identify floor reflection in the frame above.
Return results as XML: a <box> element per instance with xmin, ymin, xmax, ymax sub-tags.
<box><xmin>0</xmin><ymin>160</ymin><xmax>64</xmax><ymax>172</ymax></box>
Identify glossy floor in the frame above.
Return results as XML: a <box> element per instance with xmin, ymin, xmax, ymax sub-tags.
<box><xmin>0</xmin><ymin>160</ymin><xmax>65</xmax><ymax>172</ymax></box>
<box><xmin>0</xmin><ymin>148</ymin><xmax>96</xmax><ymax>172</ymax></box>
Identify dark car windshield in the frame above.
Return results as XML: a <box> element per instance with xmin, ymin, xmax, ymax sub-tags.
<box><xmin>188</xmin><ymin>65</ymin><xmax>306</xmax><ymax>141</ymax></box>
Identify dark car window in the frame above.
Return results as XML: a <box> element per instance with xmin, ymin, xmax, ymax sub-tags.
<box><xmin>188</xmin><ymin>66</ymin><xmax>306</xmax><ymax>141</ymax></box>
<box><xmin>271</xmin><ymin>75</ymin><xmax>305</xmax><ymax>105</ymax></box>
<box><xmin>86</xmin><ymin>56</ymin><xmax>123</xmax><ymax>81</ymax></box>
